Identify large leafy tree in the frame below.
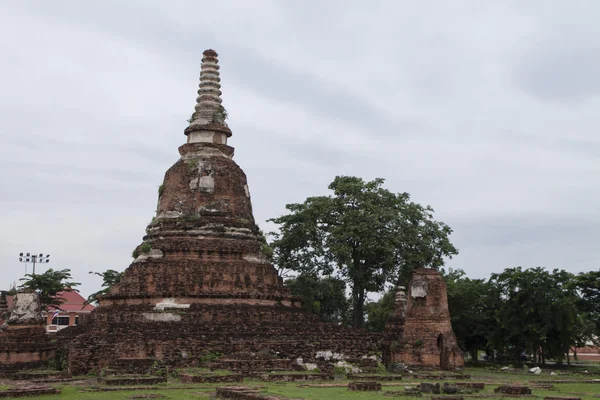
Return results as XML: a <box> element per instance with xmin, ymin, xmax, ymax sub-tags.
<box><xmin>443</xmin><ymin>268</ymin><xmax>497</xmax><ymax>362</ymax></box>
<box><xmin>284</xmin><ymin>275</ymin><xmax>349</xmax><ymax>323</ymax></box>
<box><xmin>269</xmin><ymin>176</ymin><xmax>458</xmax><ymax>328</ymax></box>
<box><xmin>575</xmin><ymin>270</ymin><xmax>600</xmax><ymax>342</ymax></box>
<box><xmin>364</xmin><ymin>290</ymin><xmax>397</xmax><ymax>332</ymax></box>
<box><xmin>488</xmin><ymin>267</ymin><xmax>580</xmax><ymax>365</ymax></box>
<box><xmin>19</xmin><ymin>268</ymin><xmax>80</xmax><ymax>311</ymax></box>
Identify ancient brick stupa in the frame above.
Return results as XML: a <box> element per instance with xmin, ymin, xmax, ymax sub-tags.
<box><xmin>62</xmin><ymin>50</ymin><xmax>380</xmax><ymax>375</ymax></box>
<box><xmin>384</xmin><ymin>269</ymin><xmax>464</xmax><ymax>370</ymax></box>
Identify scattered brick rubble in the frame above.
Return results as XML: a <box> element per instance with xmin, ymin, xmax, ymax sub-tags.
<box><xmin>179</xmin><ymin>372</ymin><xmax>242</xmax><ymax>383</ymax></box>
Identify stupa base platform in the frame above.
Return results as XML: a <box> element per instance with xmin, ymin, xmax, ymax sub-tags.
<box><xmin>58</xmin><ymin>303</ymin><xmax>382</xmax><ymax>375</ymax></box>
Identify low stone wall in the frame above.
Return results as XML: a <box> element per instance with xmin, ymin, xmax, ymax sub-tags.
<box><xmin>11</xmin><ymin>371</ymin><xmax>71</xmax><ymax>381</ymax></box>
<box><xmin>179</xmin><ymin>373</ymin><xmax>243</xmax><ymax>383</ymax></box>
<box><xmin>215</xmin><ymin>386</ymin><xmax>285</xmax><ymax>400</ymax></box>
<box><xmin>348</xmin><ymin>381</ymin><xmax>381</xmax><ymax>391</ymax></box>
<box><xmin>494</xmin><ymin>386</ymin><xmax>532</xmax><ymax>395</ymax></box>
<box><xmin>98</xmin><ymin>376</ymin><xmax>167</xmax><ymax>385</ymax></box>
<box><xmin>455</xmin><ymin>382</ymin><xmax>485</xmax><ymax>390</ymax></box>
<box><xmin>413</xmin><ymin>373</ymin><xmax>471</xmax><ymax>380</ymax></box>
<box><xmin>347</xmin><ymin>374</ymin><xmax>403</xmax><ymax>381</ymax></box>
<box><xmin>0</xmin><ymin>387</ymin><xmax>61</xmax><ymax>398</ymax></box>
<box><xmin>256</xmin><ymin>373</ymin><xmax>333</xmax><ymax>382</ymax></box>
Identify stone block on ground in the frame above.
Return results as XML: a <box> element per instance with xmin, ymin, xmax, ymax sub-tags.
<box><xmin>419</xmin><ymin>382</ymin><xmax>441</xmax><ymax>394</ymax></box>
<box><xmin>348</xmin><ymin>381</ymin><xmax>382</xmax><ymax>391</ymax></box>
<box><xmin>494</xmin><ymin>385</ymin><xmax>532</xmax><ymax>395</ymax></box>
<box><xmin>442</xmin><ymin>382</ymin><xmax>458</xmax><ymax>394</ymax></box>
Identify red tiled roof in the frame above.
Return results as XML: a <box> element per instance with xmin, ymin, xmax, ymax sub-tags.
<box><xmin>48</xmin><ymin>291</ymin><xmax>95</xmax><ymax>312</ymax></box>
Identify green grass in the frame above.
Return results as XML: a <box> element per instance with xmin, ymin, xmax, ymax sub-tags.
<box><xmin>4</xmin><ymin>385</ymin><xmax>212</xmax><ymax>400</ymax></box>
<box><xmin>3</xmin><ymin>365</ymin><xmax>600</xmax><ymax>400</ymax></box>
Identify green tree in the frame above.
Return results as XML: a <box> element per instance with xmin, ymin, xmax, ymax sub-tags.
<box><xmin>85</xmin><ymin>269</ymin><xmax>124</xmax><ymax>306</ymax></box>
<box><xmin>443</xmin><ymin>268</ymin><xmax>497</xmax><ymax>362</ymax></box>
<box><xmin>489</xmin><ymin>267</ymin><xmax>580</xmax><ymax>365</ymax></box>
<box><xmin>575</xmin><ymin>270</ymin><xmax>600</xmax><ymax>342</ymax></box>
<box><xmin>364</xmin><ymin>290</ymin><xmax>396</xmax><ymax>332</ymax></box>
<box><xmin>284</xmin><ymin>275</ymin><xmax>349</xmax><ymax>323</ymax></box>
<box><xmin>269</xmin><ymin>176</ymin><xmax>458</xmax><ymax>328</ymax></box>
<box><xmin>19</xmin><ymin>268</ymin><xmax>80</xmax><ymax>311</ymax></box>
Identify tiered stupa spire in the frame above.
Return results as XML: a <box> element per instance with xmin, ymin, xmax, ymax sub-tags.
<box><xmin>185</xmin><ymin>49</ymin><xmax>232</xmax><ymax>143</ymax></box>
<box><xmin>62</xmin><ymin>50</ymin><xmax>383</xmax><ymax>375</ymax></box>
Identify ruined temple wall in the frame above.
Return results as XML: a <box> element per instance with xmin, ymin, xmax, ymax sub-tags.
<box><xmin>386</xmin><ymin>269</ymin><xmax>464</xmax><ymax>370</ymax></box>
<box><xmin>63</xmin><ymin>303</ymin><xmax>382</xmax><ymax>375</ymax></box>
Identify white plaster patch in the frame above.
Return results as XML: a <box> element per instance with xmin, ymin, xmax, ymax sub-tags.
<box><xmin>411</xmin><ymin>281</ymin><xmax>428</xmax><ymax>298</ymax></box>
<box><xmin>154</xmin><ymin>298</ymin><xmax>191</xmax><ymax>311</ymax></box>
<box><xmin>142</xmin><ymin>312</ymin><xmax>182</xmax><ymax>322</ymax></box>
<box><xmin>315</xmin><ymin>351</ymin><xmax>344</xmax><ymax>361</ymax></box>
<box><xmin>243</xmin><ymin>185</ymin><xmax>250</xmax><ymax>197</ymax></box>
<box><xmin>334</xmin><ymin>360</ymin><xmax>361</xmax><ymax>373</ymax></box>
<box><xmin>133</xmin><ymin>249</ymin><xmax>164</xmax><ymax>263</ymax></box>
<box><xmin>304</xmin><ymin>363</ymin><xmax>319</xmax><ymax>371</ymax></box>
<box><xmin>188</xmin><ymin>130</ymin><xmax>216</xmax><ymax>143</ymax></box>
<box><xmin>189</xmin><ymin>178</ymin><xmax>199</xmax><ymax>190</ymax></box>
<box><xmin>9</xmin><ymin>292</ymin><xmax>41</xmax><ymax>323</ymax></box>
<box><xmin>243</xmin><ymin>254</ymin><xmax>267</xmax><ymax>263</ymax></box>
<box><xmin>198</xmin><ymin>176</ymin><xmax>215</xmax><ymax>193</ymax></box>
<box><xmin>160</xmin><ymin>211</ymin><xmax>182</xmax><ymax>219</ymax></box>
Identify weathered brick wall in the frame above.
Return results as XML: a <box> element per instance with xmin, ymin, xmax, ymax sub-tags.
<box><xmin>385</xmin><ymin>269</ymin><xmax>464</xmax><ymax>370</ymax></box>
<box><xmin>60</xmin><ymin>303</ymin><xmax>382</xmax><ymax>375</ymax></box>
<box><xmin>0</xmin><ymin>325</ymin><xmax>55</xmax><ymax>373</ymax></box>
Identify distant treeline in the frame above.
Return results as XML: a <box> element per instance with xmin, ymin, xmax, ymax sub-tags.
<box><xmin>285</xmin><ymin>267</ymin><xmax>600</xmax><ymax>366</ymax></box>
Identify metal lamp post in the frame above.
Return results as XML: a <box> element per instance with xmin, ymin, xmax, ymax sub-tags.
<box><xmin>18</xmin><ymin>253</ymin><xmax>50</xmax><ymax>275</ymax></box>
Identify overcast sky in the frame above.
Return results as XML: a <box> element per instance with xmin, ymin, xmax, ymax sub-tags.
<box><xmin>1</xmin><ymin>1</ymin><xmax>599</xmax><ymax>298</ymax></box>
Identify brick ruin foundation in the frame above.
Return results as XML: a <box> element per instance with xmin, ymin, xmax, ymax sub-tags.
<box><xmin>384</xmin><ymin>268</ymin><xmax>464</xmax><ymax>370</ymax></box>
<box><xmin>58</xmin><ymin>49</ymin><xmax>381</xmax><ymax>375</ymax></box>
<box><xmin>0</xmin><ymin>291</ymin><xmax>56</xmax><ymax>374</ymax></box>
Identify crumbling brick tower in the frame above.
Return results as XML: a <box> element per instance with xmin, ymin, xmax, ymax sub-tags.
<box><xmin>62</xmin><ymin>50</ymin><xmax>381</xmax><ymax>375</ymax></box>
<box><xmin>384</xmin><ymin>268</ymin><xmax>464</xmax><ymax>370</ymax></box>
<box><xmin>0</xmin><ymin>291</ymin><xmax>56</xmax><ymax>374</ymax></box>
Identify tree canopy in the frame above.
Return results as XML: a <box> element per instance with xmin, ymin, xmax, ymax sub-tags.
<box><xmin>269</xmin><ymin>176</ymin><xmax>458</xmax><ymax>327</ymax></box>
<box><xmin>284</xmin><ymin>275</ymin><xmax>349</xmax><ymax>323</ymax></box>
<box><xmin>18</xmin><ymin>268</ymin><xmax>80</xmax><ymax>311</ymax></box>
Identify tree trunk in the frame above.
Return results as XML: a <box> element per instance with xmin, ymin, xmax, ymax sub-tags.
<box><xmin>471</xmin><ymin>348</ymin><xmax>478</xmax><ymax>363</ymax></box>
<box><xmin>352</xmin><ymin>277</ymin><xmax>364</xmax><ymax>328</ymax></box>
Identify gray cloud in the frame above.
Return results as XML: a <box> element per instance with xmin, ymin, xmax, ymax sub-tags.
<box><xmin>1</xmin><ymin>1</ymin><xmax>599</xmax><ymax>297</ymax></box>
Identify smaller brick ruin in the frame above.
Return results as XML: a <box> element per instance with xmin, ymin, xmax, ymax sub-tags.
<box><xmin>385</xmin><ymin>268</ymin><xmax>464</xmax><ymax>370</ymax></box>
<box><xmin>0</xmin><ymin>291</ymin><xmax>55</xmax><ymax>374</ymax></box>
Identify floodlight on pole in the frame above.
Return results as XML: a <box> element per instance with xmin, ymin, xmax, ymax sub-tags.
<box><xmin>18</xmin><ymin>253</ymin><xmax>50</xmax><ymax>275</ymax></box>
